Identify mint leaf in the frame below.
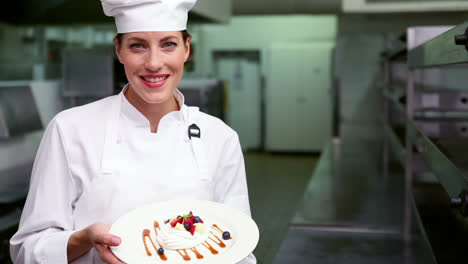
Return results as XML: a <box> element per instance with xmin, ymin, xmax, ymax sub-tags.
<box><xmin>183</xmin><ymin>212</ymin><xmax>193</xmax><ymax>219</ymax></box>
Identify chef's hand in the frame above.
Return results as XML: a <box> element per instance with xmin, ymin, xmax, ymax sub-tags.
<box><xmin>88</xmin><ymin>223</ymin><xmax>124</xmax><ymax>264</ymax></box>
<box><xmin>67</xmin><ymin>222</ymin><xmax>124</xmax><ymax>264</ymax></box>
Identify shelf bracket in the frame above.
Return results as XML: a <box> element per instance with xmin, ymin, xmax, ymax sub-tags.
<box><xmin>454</xmin><ymin>27</ymin><xmax>468</xmax><ymax>52</ymax></box>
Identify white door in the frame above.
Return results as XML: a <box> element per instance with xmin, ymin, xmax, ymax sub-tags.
<box><xmin>216</xmin><ymin>54</ymin><xmax>262</xmax><ymax>151</ymax></box>
<box><xmin>266</xmin><ymin>42</ymin><xmax>334</xmax><ymax>151</ymax></box>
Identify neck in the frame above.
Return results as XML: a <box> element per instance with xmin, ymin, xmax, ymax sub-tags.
<box><xmin>124</xmin><ymin>86</ymin><xmax>179</xmax><ymax>133</ymax></box>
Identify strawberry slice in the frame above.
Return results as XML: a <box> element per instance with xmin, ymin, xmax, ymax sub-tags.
<box><xmin>170</xmin><ymin>218</ymin><xmax>179</xmax><ymax>227</ymax></box>
<box><xmin>177</xmin><ymin>217</ymin><xmax>184</xmax><ymax>224</ymax></box>
<box><xmin>189</xmin><ymin>224</ymin><xmax>196</xmax><ymax>235</ymax></box>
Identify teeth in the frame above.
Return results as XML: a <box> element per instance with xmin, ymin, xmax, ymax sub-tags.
<box><xmin>143</xmin><ymin>76</ymin><xmax>167</xmax><ymax>82</ymax></box>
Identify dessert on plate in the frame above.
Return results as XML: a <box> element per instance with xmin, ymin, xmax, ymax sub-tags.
<box><xmin>157</xmin><ymin>211</ymin><xmax>211</xmax><ymax>250</ymax></box>
<box><xmin>142</xmin><ymin>211</ymin><xmax>232</xmax><ymax>262</ymax></box>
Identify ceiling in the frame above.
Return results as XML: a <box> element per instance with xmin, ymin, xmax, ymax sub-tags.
<box><xmin>0</xmin><ymin>0</ymin><xmax>343</xmax><ymax>25</ymax></box>
<box><xmin>232</xmin><ymin>0</ymin><xmax>342</xmax><ymax>14</ymax></box>
<box><xmin>0</xmin><ymin>0</ymin><xmax>227</xmax><ymax>25</ymax></box>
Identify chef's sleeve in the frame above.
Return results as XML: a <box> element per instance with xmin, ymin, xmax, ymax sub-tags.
<box><xmin>215</xmin><ymin>132</ymin><xmax>256</xmax><ymax>264</ymax></box>
<box><xmin>10</xmin><ymin>117</ymin><xmax>76</xmax><ymax>263</ymax></box>
<box><xmin>215</xmin><ymin>132</ymin><xmax>252</xmax><ymax>216</ymax></box>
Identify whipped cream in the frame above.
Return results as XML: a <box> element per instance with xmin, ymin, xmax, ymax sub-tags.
<box><xmin>156</xmin><ymin>221</ymin><xmax>211</xmax><ymax>250</ymax></box>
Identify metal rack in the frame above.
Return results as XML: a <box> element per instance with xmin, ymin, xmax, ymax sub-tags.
<box><xmin>382</xmin><ymin>22</ymin><xmax>468</xmax><ymax>263</ymax></box>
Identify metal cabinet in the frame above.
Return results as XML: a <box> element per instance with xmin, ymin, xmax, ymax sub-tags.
<box><xmin>266</xmin><ymin>42</ymin><xmax>334</xmax><ymax>152</ymax></box>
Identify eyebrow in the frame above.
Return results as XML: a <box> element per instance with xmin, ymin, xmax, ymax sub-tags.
<box><xmin>127</xmin><ymin>37</ymin><xmax>147</xmax><ymax>42</ymax></box>
<box><xmin>160</xmin><ymin>36</ymin><xmax>179</xmax><ymax>42</ymax></box>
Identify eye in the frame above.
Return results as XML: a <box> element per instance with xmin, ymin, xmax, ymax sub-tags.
<box><xmin>164</xmin><ymin>42</ymin><xmax>177</xmax><ymax>48</ymax></box>
<box><xmin>129</xmin><ymin>43</ymin><xmax>145</xmax><ymax>50</ymax></box>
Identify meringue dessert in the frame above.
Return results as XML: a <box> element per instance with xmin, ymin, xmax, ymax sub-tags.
<box><xmin>156</xmin><ymin>211</ymin><xmax>211</xmax><ymax>250</ymax></box>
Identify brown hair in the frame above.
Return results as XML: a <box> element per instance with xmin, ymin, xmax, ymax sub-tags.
<box><xmin>114</xmin><ymin>30</ymin><xmax>191</xmax><ymax>45</ymax></box>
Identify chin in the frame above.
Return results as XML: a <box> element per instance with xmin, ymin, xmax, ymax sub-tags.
<box><xmin>128</xmin><ymin>80</ymin><xmax>176</xmax><ymax>105</ymax></box>
<box><xmin>142</xmin><ymin>93</ymin><xmax>173</xmax><ymax>104</ymax></box>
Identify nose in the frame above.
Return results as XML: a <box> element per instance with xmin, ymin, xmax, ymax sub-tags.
<box><xmin>144</xmin><ymin>48</ymin><xmax>164</xmax><ymax>72</ymax></box>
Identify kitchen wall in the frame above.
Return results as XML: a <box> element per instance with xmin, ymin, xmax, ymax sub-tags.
<box><xmin>193</xmin><ymin>15</ymin><xmax>337</xmax><ymax>151</ymax></box>
<box><xmin>193</xmin><ymin>15</ymin><xmax>337</xmax><ymax>77</ymax></box>
<box><xmin>0</xmin><ymin>24</ymin><xmax>34</xmax><ymax>80</ymax></box>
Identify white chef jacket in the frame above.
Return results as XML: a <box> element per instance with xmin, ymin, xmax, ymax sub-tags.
<box><xmin>10</xmin><ymin>87</ymin><xmax>256</xmax><ymax>264</ymax></box>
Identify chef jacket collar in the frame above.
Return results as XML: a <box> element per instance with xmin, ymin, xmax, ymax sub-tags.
<box><xmin>120</xmin><ymin>84</ymin><xmax>186</xmax><ymax>128</ymax></box>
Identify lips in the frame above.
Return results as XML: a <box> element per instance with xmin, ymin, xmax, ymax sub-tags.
<box><xmin>140</xmin><ymin>74</ymin><xmax>169</xmax><ymax>88</ymax></box>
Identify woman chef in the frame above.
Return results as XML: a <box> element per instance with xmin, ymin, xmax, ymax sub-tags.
<box><xmin>10</xmin><ymin>0</ymin><xmax>256</xmax><ymax>263</ymax></box>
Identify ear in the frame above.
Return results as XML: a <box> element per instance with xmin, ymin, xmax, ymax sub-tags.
<box><xmin>183</xmin><ymin>37</ymin><xmax>191</xmax><ymax>63</ymax></box>
<box><xmin>114</xmin><ymin>38</ymin><xmax>124</xmax><ymax>64</ymax></box>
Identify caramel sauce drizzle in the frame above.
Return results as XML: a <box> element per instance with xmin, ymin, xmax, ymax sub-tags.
<box><xmin>202</xmin><ymin>241</ymin><xmax>219</xmax><ymax>255</ymax></box>
<box><xmin>154</xmin><ymin>221</ymin><xmax>160</xmax><ymax>235</ymax></box>
<box><xmin>142</xmin><ymin>229</ymin><xmax>156</xmax><ymax>256</ymax></box>
<box><xmin>190</xmin><ymin>248</ymin><xmax>204</xmax><ymax>259</ymax></box>
<box><xmin>142</xmin><ymin>224</ymin><xmax>167</xmax><ymax>261</ymax></box>
<box><xmin>212</xmin><ymin>224</ymin><xmax>224</xmax><ymax>234</ymax></box>
<box><xmin>176</xmin><ymin>249</ymin><xmax>191</xmax><ymax>261</ymax></box>
<box><xmin>209</xmin><ymin>231</ymin><xmax>226</xmax><ymax>248</ymax></box>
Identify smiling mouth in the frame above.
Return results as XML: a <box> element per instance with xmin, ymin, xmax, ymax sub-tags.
<box><xmin>142</xmin><ymin>76</ymin><xmax>168</xmax><ymax>83</ymax></box>
<box><xmin>140</xmin><ymin>75</ymin><xmax>170</xmax><ymax>88</ymax></box>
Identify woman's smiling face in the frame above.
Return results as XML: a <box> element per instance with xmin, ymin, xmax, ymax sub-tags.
<box><xmin>115</xmin><ymin>31</ymin><xmax>190</xmax><ymax>107</ymax></box>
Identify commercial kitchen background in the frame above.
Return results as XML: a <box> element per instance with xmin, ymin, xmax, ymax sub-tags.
<box><xmin>2</xmin><ymin>0</ymin><xmax>468</xmax><ymax>263</ymax></box>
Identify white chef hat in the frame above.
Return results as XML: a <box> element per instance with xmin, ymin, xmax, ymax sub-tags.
<box><xmin>101</xmin><ymin>0</ymin><xmax>197</xmax><ymax>33</ymax></box>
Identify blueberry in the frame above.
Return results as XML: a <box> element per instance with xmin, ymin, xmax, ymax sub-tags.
<box><xmin>222</xmin><ymin>231</ymin><xmax>230</xmax><ymax>240</ymax></box>
<box><xmin>158</xmin><ymin>248</ymin><xmax>164</xmax><ymax>255</ymax></box>
<box><xmin>194</xmin><ymin>216</ymin><xmax>201</xmax><ymax>223</ymax></box>
<box><xmin>177</xmin><ymin>215</ymin><xmax>182</xmax><ymax>219</ymax></box>
<box><xmin>184</xmin><ymin>223</ymin><xmax>191</xmax><ymax>230</ymax></box>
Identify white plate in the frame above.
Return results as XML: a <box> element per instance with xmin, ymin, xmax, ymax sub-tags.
<box><xmin>110</xmin><ymin>200</ymin><xmax>259</xmax><ymax>264</ymax></box>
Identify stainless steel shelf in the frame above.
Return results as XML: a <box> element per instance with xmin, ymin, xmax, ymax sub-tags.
<box><xmin>383</xmin><ymin>121</ymin><xmax>405</xmax><ymax>165</ymax></box>
<box><xmin>383</xmin><ymin>90</ymin><xmax>406</xmax><ymax>113</ymax></box>
<box><xmin>415</xmin><ymin>119</ymin><xmax>468</xmax><ymax>138</ymax></box>
<box><xmin>408</xmin><ymin>22</ymin><xmax>468</xmax><ymax>68</ymax></box>
<box><xmin>413</xmin><ymin>89</ymin><xmax>468</xmax><ymax>112</ymax></box>
<box><xmin>410</xmin><ymin>191</ymin><xmax>437</xmax><ymax>264</ymax></box>
<box><xmin>412</xmin><ymin>180</ymin><xmax>468</xmax><ymax>264</ymax></box>
<box><xmin>384</xmin><ymin>45</ymin><xmax>407</xmax><ymax>61</ymax></box>
<box><xmin>382</xmin><ymin>22</ymin><xmax>468</xmax><ymax>263</ymax></box>
<box><xmin>382</xmin><ymin>34</ymin><xmax>407</xmax><ymax>61</ymax></box>
<box><xmin>414</xmin><ymin>111</ymin><xmax>468</xmax><ymax>120</ymax></box>
<box><xmin>407</xmin><ymin>119</ymin><xmax>468</xmax><ymax>198</ymax></box>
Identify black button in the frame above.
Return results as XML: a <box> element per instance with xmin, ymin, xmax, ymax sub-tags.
<box><xmin>188</xmin><ymin>124</ymin><xmax>201</xmax><ymax>139</ymax></box>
